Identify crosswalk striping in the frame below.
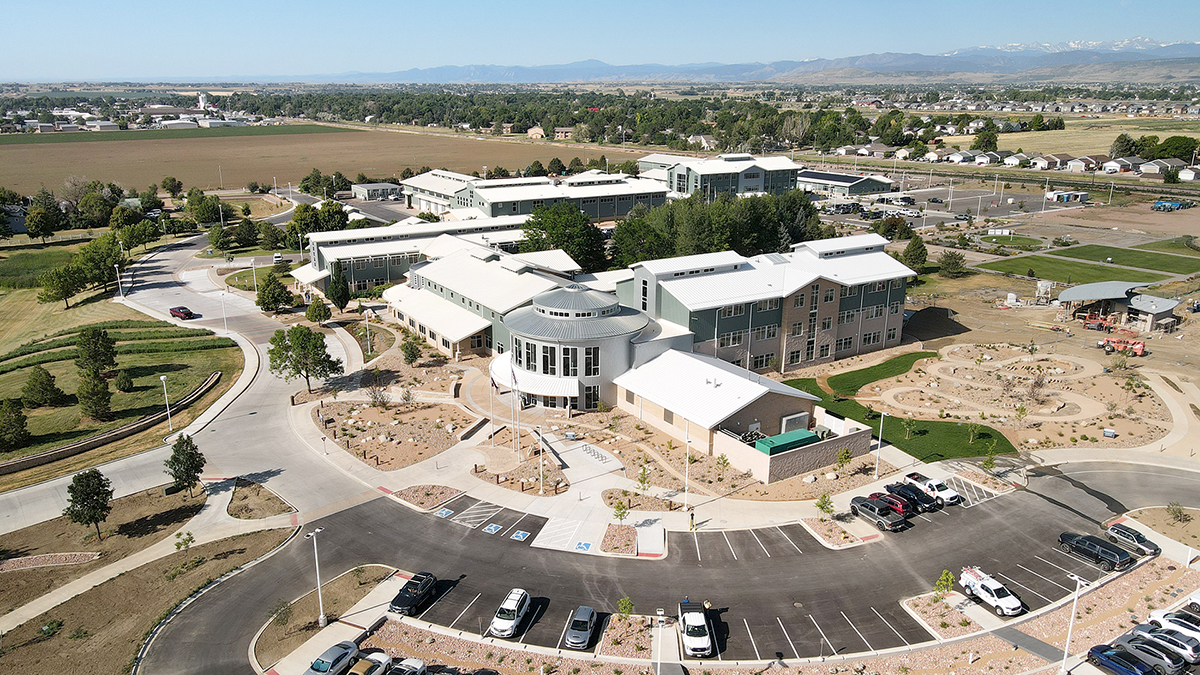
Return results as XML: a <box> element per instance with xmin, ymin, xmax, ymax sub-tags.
<box><xmin>452</xmin><ymin>501</ymin><xmax>503</xmax><ymax>528</ymax></box>
<box><xmin>945</xmin><ymin>475</ymin><xmax>1001</xmax><ymax>508</ymax></box>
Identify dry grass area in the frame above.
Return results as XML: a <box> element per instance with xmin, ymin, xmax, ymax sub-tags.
<box><xmin>226</xmin><ymin>479</ymin><xmax>294</xmax><ymax>520</ymax></box>
<box><xmin>1127</xmin><ymin>506</ymin><xmax>1200</xmax><ymax>547</ymax></box>
<box><xmin>0</xmin><ymin>485</ymin><xmax>206</xmax><ymax>615</ymax></box>
<box><xmin>800</xmin><ymin>517</ymin><xmax>862</xmax><ymax>548</ymax></box>
<box><xmin>602</xmin><ymin>488</ymin><xmax>676</xmax><ymax>512</ymax></box>
<box><xmin>902</xmin><ymin>593</ymin><xmax>978</xmax><ymax>639</ymax></box>
<box><xmin>0</xmin><ymin>288</ymin><xmax>142</xmax><ymax>356</ymax></box>
<box><xmin>730</xmin><ymin>456</ymin><xmax>898</xmax><ymax>501</ymax></box>
<box><xmin>0</xmin><ymin>528</ymin><xmax>289</xmax><ymax>675</ymax></box>
<box><xmin>365</xmin><ymin>618</ymin><xmax>657</xmax><ymax>675</ymax></box>
<box><xmin>315</xmin><ymin>401</ymin><xmax>475</xmax><ymax>470</ymax></box>
<box><xmin>600</xmin><ymin>524</ymin><xmax>637</xmax><ymax>555</ymax></box>
<box><xmin>254</xmin><ymin>565</ymin><xmax>395</xmax><ymax>670</ymax></box>
<box><xmin>395</xmin><ymin>485</ymin><xmax>462</xmax><ymax>511</ymax></box>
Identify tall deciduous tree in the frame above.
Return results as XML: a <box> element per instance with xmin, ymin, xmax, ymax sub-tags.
<box><xmin>256</xmin><ymin>273</ymin><xmax>292</xmax><ymax>312</ymax></box>
<box><xmin>24</xmin><ymin>206</ymin><xmax>58</xmax><ymax>243</ymax></box>
<box><xmin>305</xmin><ymin>299</ymin><xmax>332</xmax><ymax>325</ymax></box>
<box><xmin>22</xmin><ymin>365</ymin><xmax>65</xmax><ymax>408</ymax></box>
<box><xmin>164</xmin><ymin>435</ymin><xmax>206</xmax><ymax>497</ymax></box>
<box><xmin>520</xmin><ymin>201</ymin><xmax>607</xmax><ymax>273</ymax></box>
<box><xmin>326</xmin><ymin>263</ymin><xmax>350</xmax><ymax>312</ymax></box>
<box><xmin>75</xmin><ymin>327</ymin><xmax>117</xmax><ymax>374</ymax></box>
<box><xmin>160</xmin><ymin>176</ymin><xmax>183</xmax><ymax>198</ymax></box>
<box><xmin>317</xmin><ymin>200</ymin><xmax>348</xmax><ymax>232</ymax></box>
<box><xmin>63</xmin><ymin>468</ymin><xmax>114</xmax><ymax>540</ymax></box>
<box><xmin>37</xmin><ymin>264</ymin><xmax>86</xmax><ymax>308</ymax></box>
<box><xmin>268</xmin><ymin>325</ymin><xmax>344</xmax><ymax>393</ymax></box>
<box><xmin>75</xmin><ymin>232</ymin><xmax>124</xmax><ymax>290</ymax></box>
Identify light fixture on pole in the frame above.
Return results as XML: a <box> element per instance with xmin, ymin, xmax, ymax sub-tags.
<box><xmin>160</xmin><ymin>375</ymin><xmax>172</xmax><ymax>431</ymax></box>
<box><xmin>114</xmin><ymin>264</ymin><xmax>124</xmax><ymax>299</ymax></box>
<box><xmin>305</xmin><ymin>528</ymin><xmax>327</xmax><ymax>628</ymax></box>
<box><xmin>1060</xmin><ymin>574</ymin><xmax>1089</xmax><ymax>674</ymax></box>
<box><xmin>252</xmin><ymin>258</ymin><xmax>258</xmax><ymax>296</ymax></box>
<box><xmin>219</xmin><ymin>291</ymin><xmax>228</xmax><ymax>332</ymax></box>
<box><xmin>876</xmin><ymin>412</ymin><xmax>886</xmax><ymax>479</ymax></box>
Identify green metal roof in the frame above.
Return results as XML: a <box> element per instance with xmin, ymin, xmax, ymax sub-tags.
<box><xmin>754</xmin><ymin>428</ymin><xmax>819</xmax><ymax>456</ymax></box>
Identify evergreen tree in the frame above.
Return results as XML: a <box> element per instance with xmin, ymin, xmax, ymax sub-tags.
<box><xmin>259</xmin><ymin>222</ymin><xmax>284</xmax><ymax>250</ymax></box>
<box><xmin>75</xmin><ymin>327</ymin><xmax>117</xmax><ymax>374</ymax></box>
<box><xmin>22</xmin><ymin>365</ymin><xmax>65</xmax><ymax>407</ymax></box>
<box><xmin>305</xmin><ymin>299</ymin><xmax>332</xmax><ymax>325</ymax></box>
<box><xmin>547</xmin><ymin>157</ymin><xmax>566</xmax><ymax>175</ymax></box>
<box><xmin>256</xmin><ymin>273</ymin><xmax>292</xmax><ymax>312</ymax></box>
<box><xmin>234</xmin><ymin>217</ymin><xmax>259</xmax><ymax>248</ymax></box>
<box><xmin>0</xmin><ymin>399</ymin><xmax>31</xmax><ymax>450</ymax></box>
<box><xmin>163</xmin><ymin>435</ymin><xmax>206</xmax><ymax>497</ymax></box>
<box><xmin>63</xmin><ymin>468</ymin><xmax>114</xmax><ymax>540</ymax></box>
<box><xmin>326</xmin><ymin>264</ymin><xmax>350</xmax><ymax>312</ymax></box>
<box><xmin>776</xmin><ymin>220</ymin><xmax>793</xmax><ymax>253</ymax></box>
<box><xmin>901</xmin><ymin>235</ymin><xmax>928</xmax><ymax>272</ymax></box>
<box><xmin>114</xmin><ymin>369</ymin><xmax>134</xmax><ymax>393</ymax></box>
<box><xmin>1110</xmin><ymin>133</ymin><xmax>1137</xmax><ymax>158</ymax></box>
<box><xmin>76</xmin><ymin>369</ymin><xmax>113</xmax><ymax>421</ymax></box>
<box><xmin>937</xmin><ymin>250</ymin><xmax>968</xmax><ymax>278</ymax></box>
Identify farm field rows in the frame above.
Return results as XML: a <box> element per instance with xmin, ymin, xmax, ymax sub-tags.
<box><xmin>976</xmin><ymin>254</ymin><xmax>1170</xmax><ymax>285</ymax></box>
<box><xmin>1046</xmin><ymin>244</ymin><xmax>1200</xmax><ymax>274</ymax></box>
<box><xmin>0</xmin><ymin>125</ymin><xmax>641</xmax><ymax>194</ymax></box>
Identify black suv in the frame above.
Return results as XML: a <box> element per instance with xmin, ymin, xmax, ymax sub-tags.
<box><xmin>1058</xmin><ymin>532</ymin><xmax>1133</xmax><ymax>572</ymax></box>
<box><xmin>885</xmin><ymin>482</ymin><xmax>938</xmax><ymax>512</ymax></box>
<box><xmin>388</xmin><ymin>571</ymin><xmax>437</xmax><ymax>615</ymax></box>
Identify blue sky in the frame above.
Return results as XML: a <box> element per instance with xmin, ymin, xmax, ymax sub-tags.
<box><xmin>4</xmin><ymin>0</ymin><xmax>1200</xmax><ymax>81</ymax></box>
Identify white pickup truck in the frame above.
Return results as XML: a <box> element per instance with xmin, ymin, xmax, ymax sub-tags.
<box><xmin>905</xmin><ymin>472</ymin><xmax>961</xmax><ymax>506</ymax></box>
<box><xmin>678</xmin><ymin>600</ymin><xmax>714</xmax><ymax>658</ymax></box>
<box><xmin>959</xmin><ymin>566</ymin><xmax>1023</xmax><ymax>616</ymax></box>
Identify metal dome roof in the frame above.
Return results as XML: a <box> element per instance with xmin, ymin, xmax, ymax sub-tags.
<box><xmin>532</xmin><ymin>283</ymin><xmax>619</xmax><ymax>314</ymax></box>
<box><xmin>504</xmin><ymin>304</ymin><xmax>650</xmax><ymax>341</ymax></box>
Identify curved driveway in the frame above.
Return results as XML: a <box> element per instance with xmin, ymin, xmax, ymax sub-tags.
<box><xmin>142</xmin><ymin>461</ymin><xmax>1200</xmax><ymax>673</ymax></box>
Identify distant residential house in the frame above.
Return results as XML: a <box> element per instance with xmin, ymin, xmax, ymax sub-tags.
<box><xmin>1140</xmin><ymin>158</ymin><xmax>1187</xmax><ymax>174</ymax></box>
<box><xmin>1004</xmin><ymin>152</ymin><xmax>1033</xmax><ymax>167</ymax></box>
<box><xmin>1033</xmin><ymin>153</ymin><xmax>1074</xmax><ymax>170</ymax></box>
<box><xmin>501</xmin><ymin>123</ymin><xmax>514</xmax><ymax>134</ymax></box>
<box><xmin>835</xmin><ymin>145</ymin><xmax>862</xmax><ymax>156</ymax></box>
<box><xmin>553</xmin><ymin>127</ymin><xmax>574</xmax><ymax>140</ymax></box>
<box><xmin>948</xmin><ymin>150</ymin><xmax>980</xmax><ymax>164</ymax></box>
<box><xmin>687</xmin><ymin>134</ymin><xmax>718</xmax><ymax>150</ymax></box>
<box><xmin>894</xmin><ymin>147</ymin><xmax>916</xmax><ymax>160</ymax></box>
<box><xmin>526</xmin><ymin>126</ymin><xmax>545</xmax><ymax>139</ymax></box>
<box><xmin>857</xmin><ymin>143</ymin><xmax>896</xmax><ymax>158</ymax></box>
<box><xmin>1067</xmin><ymin>155</ymin><xmax>1109</xmax><ymax>173</ymax></box>
<box><xmin>924</xmin><ymin>148</ymin><xmax>955</xmax><ymax>163</ymax></box>
<box><xmin>1179</xmin><ymin>167</ymin><xmax>1199</xmax><ymax>182</ymax></box>
<box><xmin>975</xmin><ymin>151</ymin><xmax>1011</xmax><ymax>166</ymax></box>
<box><xmin>1103</xmin><ymin>156</ymin><xmax>1145</xmax><ymax>174</ymax></box>
<box><xmin>85</xmin><ymin>120</ymin><xmax>118</xmax><ymax>132</ymax></box>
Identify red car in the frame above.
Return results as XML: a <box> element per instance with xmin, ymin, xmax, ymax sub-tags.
<box><xmin>169</xmin><ymin>306</ymin><xmax>194</xmax><ymax>320</ymax></box>
<box><xmin>869</xmin><ymin>492</ymin><xmax>913</xmax><ymax>518</ymax></box>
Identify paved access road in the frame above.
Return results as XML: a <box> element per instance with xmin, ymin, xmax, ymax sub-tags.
<box><xmin>142</xmin><ymin>462</ymin><xmax>1200</xmax><ymax>673</ymax></box>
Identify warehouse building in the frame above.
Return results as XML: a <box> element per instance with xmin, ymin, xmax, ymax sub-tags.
<box><xmin>351</xmin><ymin>183</ymin><xmax>402</xmax><ymax>201</ymax></box>
<box><xmin>637</xmin><ymin>152</ymin><xmax>805</xmax><ymax>197</ymax></box>
<box><xmin>793</xmin><ymin>170</ymin><xmax>893</xmax><ymax>196</ymax></box>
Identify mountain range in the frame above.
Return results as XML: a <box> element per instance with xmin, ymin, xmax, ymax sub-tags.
<box><xmin>279</xmin><ymin>38</ymin><xmax>1200</xmax><ymax>84</ymax></box>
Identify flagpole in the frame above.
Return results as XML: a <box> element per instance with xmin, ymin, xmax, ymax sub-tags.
<box><xmin>489</xmin><ymin>379</ymin><xmax>495</xmax><ymax>441</ymax></box>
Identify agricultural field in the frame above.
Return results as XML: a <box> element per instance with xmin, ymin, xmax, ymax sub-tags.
<box><xmin>990</xmin><ymin>117</ymin><xmax>1200</xmax><ymax>156</ymax></box>
<box><xmin>0</xmin><ymin>125</ymin><xmax>640</xmax><ymax>195</ymax></box>
<box><xmin>1134</xmin><ymin>237</ymin><xmax>1200</xmax><ymax>258</ymax></box>
<box><xmin>0</xmin><ymin>124</ymin><xmax>351</xmax><ymax>146</ymax></box>
<box><xmin>980</xmin><ymin>234</ymin><xmax>1042</xmax><ymax>247</ymax></box>
<box><xmin>1046</xmin><ymin>244</ymin><xmax>1200</xmax><ymax>275</ymax></box>
<box><xmin>977</xmin><ymin>254</ymin><xmax>1169</xmax><ymax>285</ymax></box>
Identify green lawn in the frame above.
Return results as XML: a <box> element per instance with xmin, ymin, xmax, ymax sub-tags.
<box><xmin>827</xmin><ymin>351</ymin><xmax>938</xmax><ymax>397</ymax></box>
<box><xmin>1046</xmin><ymin>244</ymin><xmax>1200</xmax><ymax>275</ymax></box>
<box><xmin>786</xmin><ymin>378</ymin><xmax>1016</xmax><ymax>462</ymax></box>
<box><xmin>981</xmin><ymin>235</ymin><xmax>1042</xmax><ymax>247</ymax></box>
<box><xmin>977</xmin><ymin>255</ymin><xmax>1169</xmax><ymax>285</ymax></box>
<box><xmin>0</xmin><ymin>124</ymin><xmax>354</xmax><ymax>145</ymax></box>
<box><xmin>223</xmin><ymin>263</ymin><xmax>298</xmax><ymax>292</ymax></box>
<box><xmin>0</xmin><ymin>242</ymin><xmax>83</xmax><ymax>288</ymax></box>
<box><xmin>195</xmin><ymin>245</ymin><xmax>302</xmax><ymax>260</ymax></box>
<box><xmin>1134</xmin><ymin>238</ymin><xmax>1200</xmax><ymax>259</ymax></box>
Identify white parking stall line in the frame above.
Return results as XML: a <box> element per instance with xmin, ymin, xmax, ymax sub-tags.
<box><xmin>776</xmin><ymin>526</ymin><xmax>803</xmax><ymax>554</ymax></box>
<box><xmin>1016</xmin><ymin>564</ymin><xmax>1073</xmax><ymax>592</ymax></box>
<box><xmin>502</xmin><ymin>513</ymin><xmax>527</xmax><ymax>536</ymax></box>
<box><xmin>870</xmin><ymin>607</ymin><xmax>909</xmax><ymax>646</ymax></box>
<box><xmin>809</xmin><ymin>615</ymin><xmax>836</xmax><ymax>656</ymax></box>
<box><xmin>914</xmin><ymin>513</ymin><xmax>933</xmax><ymax>523</ymax></box>
<box><xmin>449</xmin><ymin>593</ymin><xmax>481</xmax><ymax>629</ymax></box>
<box><xmin>743</xmin><ymin>618</ymin><xmax>762</xmax><ymax>660</ymax></box>
<box><xmin>841</xmin><ymin>611</ymin><xmax>874</xmax><ymax>652</ymax></box>
<box><xmin>1046</xmin><ymin>551</ymin><xmax>1104</xmax><ymax>579</ymax></box>
<box><xmin>995</xmin><ymin>572</ymin><xmax>1053</xmax><ymax>603</ymax></box>
<box><xmin>749</xmin><ymin>529</ymin><xmax>772</xmax><ymax>557</ymax></box>
<box><xmin>557</xmin><ymin>611</ymin><xmax>573</xmax><ymax>649</ymax></box>
<box><xmin>694</xmin><ymin>531</ymin><xmax>702</xmax><ymax>562</ymax></box>
<box><xmin>777</xmin><ymin>617</ymin><xmax>800</xmax><ymax>659</ymax></box>
<box><xmin>722</xmin><ymin>531</ymin><xmax>739</xmax><ymax>560</ymax></box>
<box><xmin>519</xmin><ymin>603</ymin><xmax>543</xmax><ymax>644</ymax></box>
<box><xmin>418</xmin><ymin>584</ymin><xmax>455</xmax><ymax>620</ymax></box>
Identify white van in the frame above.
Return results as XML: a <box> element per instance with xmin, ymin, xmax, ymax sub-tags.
<box><xmin>272</xmin><ymin>253</ymin><xmax>283</xmax><ymax>264</ymax></box>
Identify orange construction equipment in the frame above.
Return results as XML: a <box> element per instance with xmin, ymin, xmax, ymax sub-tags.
<box><xmin>1097</xmin><ymin>336</ymin><xmax>1146</xmax><ymax>356</ymax></box>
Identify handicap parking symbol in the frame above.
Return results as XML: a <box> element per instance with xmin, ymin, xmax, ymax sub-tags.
<box><xmin>483</xmin><ymin>523</ymin><xmax>503</xmax><ymax>534</ymax></box>
<box><xmin>434</xmin><ymin>508</ymin><xmax>453</xmax><ymax>519</ymax></box>
<box><xmin>574</xmin><ymin>542</ymin><xmax>592</xmax><ymax>552</ymax></box>
<box><xmin>510</xmin><ymin>530</ymin><xmax>530</xmax><ymax>541</ymax></box>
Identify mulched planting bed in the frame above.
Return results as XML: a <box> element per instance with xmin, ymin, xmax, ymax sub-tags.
<box><xmin>602</xmin><ymin>489</ymin><xmax>677</xmax><ymax>511</ymax></box>
<box><xmin>902</xmin><ymin>592</ymin><xmax>978</xmax><ymax>639</ymax></box>
<box><xmin>316</xmin><ymin>401</ymin><xmax>476</xmax><ymax>470</ymax></box>
<box><xmin>226</xmin><ymin>478</ymin><xmax>294</xmax><ymax>519</ymax></box>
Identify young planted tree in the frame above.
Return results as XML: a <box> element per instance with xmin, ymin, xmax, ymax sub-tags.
<box><xmin>0</xmin><ymin>399</ymin><xmax>31</xmax><ymax>450</ymax></box>
<box><xmin>835</xmin><ymin>447</ymin><xmax>853</xmax><ymax>470</ymax></box>
<box><xmin>22</xmin><ymin>365</ymin><xmax>66</xmax><ymax>408</ymax></box>
<box><xmin>900</xmin><ymin>416</ymin><xmax>917</xmax><ymax>440</ymax></box>
<box><xmin>934</xmin><ymin>569</ymin><xmax>955</xmax><ymax>600</ymax></box>
<box><xmin>327</xmin><ymin>264</ymin><xmax>350</xmax><ymax>312</ymax></box>
<box><xmin>256</xmin><ymin>273</ymin><xmax>293</xmax><ymax>312</ymax></box>
<box><xmin>305</xmin><ymin>299</ymin><xmax>332</xmax><ymax>325</ymax></box>
<box><xmin>966</xmin><ymin>421</ymin><xmax>982</xmax><ymax>444</ymax></box>
<box><xmin>815</xmin><ymin>493</ymin><xmax>834</xmax><ymax>520</ymax></box>
<box><xmin>76</xmin><ymin>369</ymin><xmax>113</xmax><ymax>421</ymax></box>
<box><xmin>63</xmin><ymin>468</ymin><xmax>114</xmax><ymax>540</ymax></box>
<box><xmin>613</xmin><ymin>500</ymin><xmax>629</xmax><ymax>525</ymax></box>
<box><xmin>401</xmin><ymin>340</ymin><xmax>421</xmax><ymax>366</ymax></box>
<box><xmin>164</xmin><ymin>434</ymin><xmax>206</xmax><ymax>497</ymax></box>
<box><xmin>268</xmin><ymin>325</ymin><xmax>344</xmax><ymax>393</ymax></box>
<box><xmin>113</xmin><ymin>369</ymin><xmax>134</xmax><ymax>393</ymax></box>
<box><xmin>636</xmin><ymin>464</ymin><xmax>650</xmax><ymax>495</ymax></box>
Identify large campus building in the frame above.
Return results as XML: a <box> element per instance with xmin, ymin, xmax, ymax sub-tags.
<box><xmin>637</xmin><ymin>152</ymin><xmax>805</xmax><ymax>197</ymax></box>
<box><xmin>399</xmin><ymin>169</ymin><xmax>668</xmax><ymax>221</ymax></box>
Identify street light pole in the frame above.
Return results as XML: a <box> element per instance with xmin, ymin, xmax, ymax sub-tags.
<box><xmin>1060</xmin><ymin>574</ymin><xmax>1089</xmax><ymax>674</ymax></box>
<box><xmin>684</xmin><ymin>439</ymin><xmax>691</xmax><ymax>510</ymax></box>
<box><xmin>114</xmin><ymin>264</ymin><xmax>124</xmax><ymax>299</ymax></box>
<box><xmin>305</xmin><ymin>528</ymin><xmax>327</xmax><ymax>628</ymax></box>
<box><xmin>876</xmin><ymin>412</ymin><xmax>886</xmax><ymax>479</ymax></box>
<box><xmin>536</xmin><ymin>425</ymin><xmax>544</xmax><ymax>494</ymax></box>
<box><xmin>219</xmin><ymin>291</ymin><xmax>228</xmax><ymax>332</ymax></box>
<box><xmin>252</xmin><ymin>258</ymin><xmax>258</xmax><ymax>296</ymax></box>
<box><xmin>159</xmin><ymin>375</ymin><xmax>172</xmax><ymax>431</ymax></box>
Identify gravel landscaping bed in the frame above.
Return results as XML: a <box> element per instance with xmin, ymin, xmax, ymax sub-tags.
<box><xmin>602</xmin><ymin>489</ymin><xmax>676</xmax><ymax>511</ymax></box>
<box><xmin>0</xmin><ymin>552</ymin><xmax>100</xmax><ymax>572</ymax></box>
<box><xmin>731</xmin><ymin>456</ymin><xmax>897</xmax><ymax>501</ymax></box>
<box><xmin>396</xmin><ymin>485</ymin><xmax>463</xmax><ymax>510</ymax></box>
<box><xmin>600</xmin><ymin>524</ymin><xmax>637</xmax><ymax>555</ymax></box>
<box><xmin>316</xmin><ymin>401</ymin><xmax>475</xmax><ymax>470</ymax></box>
<box><xmin>597</xmin><ymin>614</ymin><xmax>652</xmax><ymax>657</ymax></box>
<box><xmin>902</xmin><ymin>592</ymin><xmax>978</xmax><ymax>639</ymax></box>
<box><xmin>475</xmin><ymin>451</ymin><xmax>569</xmax><ymax>495</ymax></box>
<box><xmin>800</xmin><ymin>518</ymin><xmax>862</xmax><ymax>547</ymax></box>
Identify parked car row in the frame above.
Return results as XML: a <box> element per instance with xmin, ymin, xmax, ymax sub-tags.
<box><xmin>305</xmin><ymin>641</ymin><xmax>426</xmax><ymax>675</ymax></box>
<box><xmin>849</xmin><ymin>474</ymin><xmax>962</xmax><ymax>532</ymax></box>
<box><xmin>1089</xmin><ymin>595</ymin><xmax>1200</xmax><ymax>675</ymax></box>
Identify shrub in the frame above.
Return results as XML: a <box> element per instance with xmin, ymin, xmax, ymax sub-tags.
<box><xmin>114</xmin><ymin>369</ymin><xmax>134</xmax><ymax>393</ymax></box>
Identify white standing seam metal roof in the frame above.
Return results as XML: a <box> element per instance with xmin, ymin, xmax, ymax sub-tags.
<box><xmin>660</xmin><ymin>265</ymin><xmax>819</xmax><ymax>311</ymax></box>
<box><xmin>633</xmin><ymin>251</ymin><xmax>746</xmax><ymax>276</ymax></box>
<box><xmin>795</xmin><ymin>233</ymin><xmax>889</xmax><ymax>255</ymax></box>
<box><xmin>400</xmin><ymin>169</ymin><xmax>475</xmax><ymax>197</ymax></box>
<box><xmin>574</xmin><ymin>269</ymin><xmax>635</xmax><ymax>293</ymax></box>
<box><xmin>415</xmin><ymin>248</ymin><xmax>563</xmax><ymax>314</ymax></box>
<box><xmin>290</xmin><ymin>263</ymin><xmax>331</xmax><ymax>285</ymax></box>
<box><xmin>1128</xmin><ymin>294</ymin><xmax>1180</xmax><ymax>314</ymax></box>
<box><xmin>612</xmin><ymin>350</ymin><xmax>817</xmax><ymax>430</ymax></box>
<box><xmin>382</xmin><ymin>285</ymin><xmax>490</xmax><ymax>343</ymax></box>
<box><xmin>510</xmin><ymin>249</ymin><xmax>582</xmax><ymax>274</ymax></box>
<box><xmin>307</xmin><ymin>214</ymin><xmax>530</xmax><ymax>245</ymax></box>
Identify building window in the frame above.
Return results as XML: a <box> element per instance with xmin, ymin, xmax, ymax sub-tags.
<box><xmin>542</xmin><ymin>345</ymin><xmax>557</xmax><ymax>375</ymax></box>
<box><xmin>513</xmin><ymin>338</ymin><xmax>523</xmax><ymax>366</ymax></box>
<box><xmin>641</xmin><ymin>279</ymin><xmax>648</xmax><ymax>311</ymax></box>
<box><xmin>788</xmin><ymin>350</ymin><xmax>803</xmax><ymax>365</ymax></box>
<box><xmin>525</xmin><ymin>341</ymin><xmax>537</xmax><ymax>372</ymax></box>
<box><xmin>838</xmin><ymin>310</ymin><xmax>858</xmax><ymax>325</ymax></box>
<box><xmin>355</xmin><ymin>259</ymin><xmax>367</xmax><ymax>270</ymax></box>
<box><xmin>441</xmin><ymin>338</ymin><xmax>450</xmax><ymax>348</ymax></box>
<box><xmin>819</xmin><ymin>344</ymin><xmax>831</xmax><ymax>358</ymax></box>
<box><xmin>755</xmin><ymin>298</ymin><xmax>780</xmax><ymax>311</ymax></box>
<box><xmin>840</xmin><ymin>285</ymin><xmax>857</xmax><ymax>298</ymax></box>
<box><xmin>793</xmin><ymin>294</ymin><xmax>804</xmax><ymax>308</ymax></box>
<box><xmin>751</xmin><ymin>353</ymin><xmax>774</xmax><ymax>370</ymax></box>
<box><xmin>811</xmin><ymin>284</ymin><xmax>820</xmax><ymax>306</ymax></box>
<box><xmin>874</xmin><ymin>281</ymin><xmax>887</xmax><ymax>292</ymax></box>
<box><xmin>891</xmin><ymin>278</ymin><xmax>903</xmax><ymax>289</ymax></box>
<box><xmin>625</xmin><ymin>389</ymin><xmax>635</xmax><ymax>404</ymax></box>
<box><xmin>663</xmin><ymin>409</ymin><xmax>674</xmax><ymax>425</ymax></box>
<box><xmin>584</xmin><ymin>346</ymin><xmax>600</xmax><ymax>377</ymax></box>
<box><xmin>890</xmin><ymin>301</ymin><xmax>901</xmax><ymax>315</ymax></box>
<box><xmin>718</xmin><ymin>330</ymin><xmax>746</xmax><ymax>348</ymax></box>
<box><xmin>791</xmin><ymin>322</ymin><xmax>804</xmax><ymax>336</ymax></box>
<box><xmin>720</xmin><ymin>304</ymin><xmax>745</xmax><ymax>318</ymax></box>
<box><xmin>823</xmin><ymin>289</ymin><xmax>835</xmax><ymax>303</ymax></box>
<box><xmin>835</xmin><ymin>336</ymin><xmax>854</xmax><ymax>352</ymax></box>
<box><xmin>543</xmin><ymin>395</ymin><xmax>558</xmax><ymax>408</ymax></box>
<box><xmin>862</xmin><ymin>331</ymin><xmax>882</xmax><ymax>346</ymax></box>
<box><xmin>751</xmin><ymin>325</ymin><xmax>777</xmax><ymax>341</ymax></box>
<box><xmin>374</xmin><ymin>258</ymin><xmax>384</xmax><ymax>268</ymax></box>
<box><xmin>584</xmin><ymin>385</ymin><xmax>600</xmax><ymax>410</ymax></box>
<box><xmin>818</xmin><ymin>317</ymin><xmax>830</xmax><ymax>331</ymax></box>
<box><xmin>887</xmin><ymin>327</ymin><xmax>898</xmax><ymax>341</ymax></box>
<box><xmin>470</xmin><ymin>334</ymin><xmax>483</xmax><ymax>349</ymax></box>
<box><xmin>562</xmin><ymin>347</ymin><xmax>578</xmax><ymax>377</ymax></box>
